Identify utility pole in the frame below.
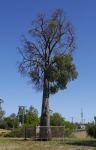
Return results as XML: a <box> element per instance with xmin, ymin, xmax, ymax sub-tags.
<box><xmin>71</xmin><ymin>117</ymin><xmax>74</xmax><ymax>123</ymax></box>
<box><xmin>81</xmin><ymin>108</ymin><xmax>83</xmax><ymax>124</ymax></box>
<box><xmin>94</xmin><ymin>116</ymin><xmax>96</xmax><ymax>124</ymax></box>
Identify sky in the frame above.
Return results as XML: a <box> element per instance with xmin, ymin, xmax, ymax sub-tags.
<box><xmin>0</xmin><ymin>0</ymin><xmax>96</xmax><ymax>123</ymax></box>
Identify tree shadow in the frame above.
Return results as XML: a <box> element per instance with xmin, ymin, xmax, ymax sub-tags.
<box><xmin>65</xmin><ymin>139</ymin><xmax>96</xmax><ymax>147</ymax></box>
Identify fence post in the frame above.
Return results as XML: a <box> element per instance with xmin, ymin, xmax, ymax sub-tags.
<box><xmin>24</xmin><ymin>125</ymin><xmax>27</xmax><ymax>140</ymax></box>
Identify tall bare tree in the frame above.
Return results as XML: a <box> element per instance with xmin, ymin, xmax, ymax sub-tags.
<box><xmin>18</xmin><ymin>9</ymin><xmax>78</xmax><ymax>140</ymax></box>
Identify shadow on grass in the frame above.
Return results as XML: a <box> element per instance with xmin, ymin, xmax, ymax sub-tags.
<box><xmin>65</xmin><ymin>139</ymin><xmax>96</xmax><ymax>147</ymax></box>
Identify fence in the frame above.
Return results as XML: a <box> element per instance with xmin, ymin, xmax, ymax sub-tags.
<box><xmin>35</xmin><ymin>126</ymin><xmax>65</xmax><ymax>140</ymax></box>
<box><xmin>10</xmin><ymin>126</ymin><xmax>66</xmax><ymax>141</ymax></box>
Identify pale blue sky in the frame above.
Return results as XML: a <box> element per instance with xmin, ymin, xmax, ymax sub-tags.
<box><xmin>0</xmin><ymin>0</ymin><xmax>96</xmax><ymax>122</ymax></box>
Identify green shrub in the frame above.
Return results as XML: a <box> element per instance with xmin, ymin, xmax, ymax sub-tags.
<box><xmin>6</xmin><ymin>125</ymin><xmax>36</xmax><ymax>138</ymax></box>
<box><xmin>64</xmin><ymin>122</ymin><xmax>76</xmax><ymax>137</ymax></box>
<box><xmin>86</xmin><ymin>123</ymin><xmax>96</xmax><ymax>138</ymax></box>
<box><xmin>5</xmin><ymin>127</ymin><xmax>24</xmax><ymax>137</ymax></box>
<box><xmin>50</xmin><ymin>112</ymin><xmax>76</xmax><ymax>137</ymax></box>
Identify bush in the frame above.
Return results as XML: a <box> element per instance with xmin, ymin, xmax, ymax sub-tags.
<box><xmin>6</xmin><ymin>125</ymin><xmax>36</xmax><ymax>138</ymax></box>
<box><xmin>64</xmin><ymin>121</ymin><xmax>76</xmax><ymax>137</ymax></box>
<box><xmin>86</xmin><ymin>123</ymin><xmax>96</xmax><ymax>138</ymax></box>
<box><xmin>5</xmin><ymin>127</ymin><xmax>24</xmax><ymax>137</ymax></box>
<box><xmin>50</xmin><ymin>112</ymin><xmax>76</xmax><ymax>137</ymax></box>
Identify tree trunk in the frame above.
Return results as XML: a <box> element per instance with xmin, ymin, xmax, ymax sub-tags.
<box><xmin>40</xmin><ymin>72</ymin><xmax>51</xmax><ymax>140</ymax></box>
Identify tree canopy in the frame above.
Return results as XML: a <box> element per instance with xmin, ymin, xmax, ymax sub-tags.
<box><xmin>18</xmin><ymin>9</ymin><xmax>78</xmax><ymax>94</ymax></box>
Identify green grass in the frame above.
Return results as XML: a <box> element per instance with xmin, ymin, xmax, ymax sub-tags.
<box><xmin>0</xmin><ymin>131</ymin><xmax>96</xmax><ymax>150</ymax></box>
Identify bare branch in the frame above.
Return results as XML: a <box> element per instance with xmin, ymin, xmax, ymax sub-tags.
<box><xmin>18</xmin><ymin>9</ymin><xmax>76</xmax><ymax>90</ymax></box>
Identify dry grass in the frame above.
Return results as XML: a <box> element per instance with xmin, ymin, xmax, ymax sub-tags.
<box><xmin>72</xmin><ymin>131</ymin><xmax>88</xmax><ymax>140</ymax></box>
<box><xmin>0</xmin><ymin>129</ymin><xmax>10</xmax><ymax>133</ymax></box>
<box><xmin>0</xmin><ymin>132</ymin><xmax>96</xmax><ymax>150</ymax></box>
<box><xmin>0</xmin><ymin>129</ymin><xmax>10</xmax><ymax>137</ymax></box>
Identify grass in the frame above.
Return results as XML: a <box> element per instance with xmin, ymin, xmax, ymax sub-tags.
<box><xmin>0</xmin><ymin>131</ymin><xmax>96</xmax><ymax>150</ymax></box>
<box><xmin>0</xmin><ymin>129</ymin><xmax>11</xmax><ymax>137</ymax></box>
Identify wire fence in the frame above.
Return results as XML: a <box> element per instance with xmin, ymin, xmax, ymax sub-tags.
<box><xmin>35</xmin><ymin>126</ymin><xmax>65</xmax><ymax>141</ymax></box>
<box><xmin>7</xmin><ymin>125</ymin><xmax>80</xmax><ymax>141</ymax></box>
<box><xmin>10</xmin><ymin>126</ymin><xmax>66</xmax><ymax>141</ymax></box>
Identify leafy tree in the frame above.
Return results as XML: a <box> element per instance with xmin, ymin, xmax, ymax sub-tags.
<box><xmin>50</xmin><ymin>112</ymin><xmax>64</xmax><ymax>126</ymax></box>
<box><xmin>50</xmin><ymin>112</ymin><xmax>75</xmax><ymax>137</ymax></box>
<box><xmin>0</xmin><ymin>99</ymin><xmax>5</xmax><ymax>122</ymax></box>
<box><xmin>0</xmin><ymin>113</ymin><xmax>19</xmax><ymax>129</ymax></box>
<box><xmin>9</xmin><ymin>113</ymin><xmax>19</xmax><ymax>129</ymax></box>
<box><xmin>18</xmin><ymin>106</ymin><xmax>26</xmax><ymax>125</ymax></box>
<box><xmin>86</xmin><ymin>123</ymin><xmax>96</xmax><ymax>138</ymax></box>
<box><xmin>25</xmin><ymin>106</ymin><xmax>39</xmax><ymax>126</ymax></box>
<box><xmin>0</xmin><ymin>108</ymin><xmax>5</xmax><ymax>121</ymax></box>
<box><xmin>18</xmin><ymin>9</ymin><xmax>78</xmax><ymax>139</ymax></box>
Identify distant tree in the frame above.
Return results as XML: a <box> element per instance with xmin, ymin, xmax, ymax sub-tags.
<box><xmin>0</xmin><ymin>113</ymin><xmax>19</xmax><ymax>129</ymax></box>
<box><xmin>50</xmin><ymin>112</ymin><xmax>64</xmax><ymax>126</ymax></box>
<box><xmin>18</xmin><ymin>106</ymin><xmax>26</xmax><ymax>125</ymax></box>
<box><xmin>0</xmin><ymin>108</ymin><xmax>5</xmax><ymax>122</ymax></box>
<box><xmin>86</xmin><ymin>123</ymin><xmax>96</xmax><ymax>138</ymax></box>
<box><xmin>50</xmin><ymin>112</ymin><xmax>76</xmax><ymax>137</ymax></box>
<box><xmin>0</xmin><ymin>99</ymin><xmax>5</xmax><ymax>122</ymax></box>
<box><xmin>18</xmin><ymin>9</ymin><xmax>78</xmax><ymax>140</ymax></box>
<box><xmin>9</xmin><ymin>113</ymin><xmax>19</xmax><ymax>129</ymax></box>
<box><xmin>25</xmin><ymin>106</ymin><xmax>39</xmax><ymax>126</ymax></box>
